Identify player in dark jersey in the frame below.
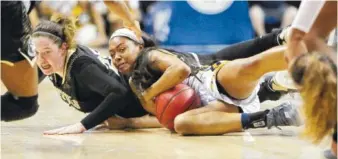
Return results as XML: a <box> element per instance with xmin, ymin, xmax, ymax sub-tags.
<box><xmin>108</xmin><ymin>29</ymin><xmax>302</xmax><ymax>135</ymax></box>
<box><xmin>1</xmin><ymin>1</ymin><xmax>42</xmax><ymax>121</ymax></box>
<box><xmin>31</xmin><ymin>15</ymin><xmax>161</xmax><ymax>135</ymax></box>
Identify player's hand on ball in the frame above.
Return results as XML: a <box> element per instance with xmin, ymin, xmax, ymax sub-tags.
<box><xmin>43</xmin><ymin>123</ymin><xmax>86</xmax><ymax>135</ymax></box>
<box><xmin>142</xmin><ymin>89</ymin><xmax>156</xmax><ymax>102</ymax></box>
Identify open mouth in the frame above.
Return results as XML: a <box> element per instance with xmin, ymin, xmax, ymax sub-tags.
<box><xmin>41</xmin><ymin>64</ymin><xmax>51</xmax><ymax>70</ymax></box>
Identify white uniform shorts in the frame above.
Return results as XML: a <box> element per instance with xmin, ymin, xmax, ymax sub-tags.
<box><xmin>183</xmin><ymin>62</ymin><xmax>260</xmax><ymax>113</ymax></box>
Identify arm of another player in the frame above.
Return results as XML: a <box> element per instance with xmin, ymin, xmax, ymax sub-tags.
<box><xmin>88</xmin><ymin>4</ymin><xmax>108</xmax><ymax>47</ymax></box>
<box><xmin>105</xmin><ymin>114</ymin><xmax>162</xmax><ymax>129</ymax></box>
<box><xmin>29</xmin><ymin>8</ymin><xmax>39</xmax><ymax>29</ymax></box>
<box><xmin>103</xmin><ymin>1</ymin><xmax>141</xmax><ymax>38</ymax></box>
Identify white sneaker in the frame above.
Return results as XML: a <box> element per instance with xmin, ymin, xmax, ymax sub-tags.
<box><xmin>273</xmin><ymin>70</ymin><xmax>297</xmax><ymax>91</ymax></box>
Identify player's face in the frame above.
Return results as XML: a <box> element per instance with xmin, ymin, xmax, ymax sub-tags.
<box><xmin>33</xmin><ymin>37</ymin><xmax>66</xmax><ymax>76</ymax></box>
<box><xmin>109</xmin><ymin>37</ymin><xmax>143</xmax><ymax>74</ymax></box>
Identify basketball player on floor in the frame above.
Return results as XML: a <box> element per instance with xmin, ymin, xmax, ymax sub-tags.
<box><xmin>39</xmin><ymin>23</ymin><xmax>296</xmax><ymax>135</ymax></box>
<box><xmin>30</xmin><ymin>15</ymin><xmax>166</xmax><ymax>135</ymax></box>
<box><xmin>109</xmin><ymin>28</ymin><xmax>302</xmax><ymax>136</ymax></box>
<box><xmin>42</xmin><ymin>2</ymin><xmax>298</xmax><ymax>134</ymax></box>
<box><xmin>284</xmin><ymin>0</ymin><xmax>337</xmax><ymax>157</ymax></box>
<box><xmin>104</xmin><ymin>0</ymin><xmax>298</xmax><ymax>102</ymax></box>
<box><xmin>1</xmin><ymin>1</ymin><xmax>160</xmax><ymax>134</ymax></box>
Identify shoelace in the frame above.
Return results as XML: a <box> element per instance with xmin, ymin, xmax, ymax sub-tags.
<box><xmin>271</xmin><ymin>103</ymin><xmax>292</xmax><ymax>130</ymax></box>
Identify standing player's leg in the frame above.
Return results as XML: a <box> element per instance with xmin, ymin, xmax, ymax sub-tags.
<box><xmin>1</xmin><ymin>1</ymin><xmax>40</xmax><ymax>121</ymax></box>
<box><xmin>286</xmin><ymin>0</ymin><xmax>337</xmax><ymax>63</ymax></box>
<box><xmin>303</xmin><ymin>1</ymin><xmax>337</xmax><ymax>61</ymax></box>
<box><xmin>1</xmin><ymin>62</ymin><xmax>39</xmax><ymax>121</ymax></box>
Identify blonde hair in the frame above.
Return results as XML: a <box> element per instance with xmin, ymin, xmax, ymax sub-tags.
<box><xmin>290</xmin><ymin>52</ymin><xmax>337</xmax><ymax>144</ymax></box>
<box><xmin>32</xmin><ymin>14</ymin><xmax>78</xmax><ymax>49</ymax></box>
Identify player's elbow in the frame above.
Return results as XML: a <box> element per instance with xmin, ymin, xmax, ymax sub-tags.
<box><xmin>175</xmin><ymin>64</ymin><xmax>191</xmax><ymax>80</ymax></box>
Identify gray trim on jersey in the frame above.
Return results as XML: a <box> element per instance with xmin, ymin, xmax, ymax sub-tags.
<box><xmin>188</xmin><ymin>52</ymin><xmax>202</xmax><ymax>67</ymax></box>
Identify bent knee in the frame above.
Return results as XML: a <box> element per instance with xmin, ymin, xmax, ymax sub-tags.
<box><xmin>235</xmin><ymin>58</ymin><xmax>263</xmax><ymax>78</ymax></box>
<box><xmin>174</xmin><ymin>114</ymin><xmax>195</xmax><ymax>135</ymax></box>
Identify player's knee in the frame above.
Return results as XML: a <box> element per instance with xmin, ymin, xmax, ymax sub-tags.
<box><xmin>1</xmin><ymin>93</ymin><xmax>39</xmax><ymax>121</ymax></box>
<box><xmin>174</xmin><ymin>114</ymin><xmax>194</xmax><ymax>135</ymax></box>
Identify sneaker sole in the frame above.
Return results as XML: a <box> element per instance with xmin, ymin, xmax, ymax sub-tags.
<box><xmin>274</xmin><ymin>71</ymin><xmax>298</xmax><ymax>90</ymax></box>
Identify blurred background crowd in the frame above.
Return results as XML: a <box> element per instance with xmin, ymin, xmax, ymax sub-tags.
<box><xmin>30</xmin><ymin>0</ymin><xmax>302</xmax><ymax>54</ymax></box>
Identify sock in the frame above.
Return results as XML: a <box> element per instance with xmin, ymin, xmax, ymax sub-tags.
<box><xmin>241</xmin><ymin>113</ymin><xmax>250</xmax><ymax>129</ymax></box>
<box><xmin>241</xmin><ymin>110</ymin><xmax>270</xmax><ymax>129</ymax></box>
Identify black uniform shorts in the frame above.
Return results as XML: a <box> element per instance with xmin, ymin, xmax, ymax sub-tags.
<box><xmin>1</xmin><ymin>1</ymin><xmax>33</xmax><ymax>63</ymax></box>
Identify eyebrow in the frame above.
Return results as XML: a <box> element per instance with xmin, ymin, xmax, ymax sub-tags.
<box><xmin>36</xmin><ymin>47</ymin><xmax>51</xmax><ymax>54</ymax></box>
<box><xmin>43</xmin><ymin>48</ymin><xmax>51</xmax><ymax>51</ymax></box>
<box><xmin>110</xmin><ymin>43</ymin><xmax>124</xmax><ymax>54</ymax></box>
<box><xmin>118</xmin><ymin>43</ymin><xmax>127</xmax><ymax>49</ymax></box>
<box><xmin>109</xmin><ymin>49</ymin><xmax>115</xmax><ymax>54</ymax></box>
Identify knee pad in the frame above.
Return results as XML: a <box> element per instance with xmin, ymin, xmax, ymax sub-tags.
<box><xmin>1</xmin><ymin>92</ymin><xmax>39</xmax><ymax>121</ymax></box>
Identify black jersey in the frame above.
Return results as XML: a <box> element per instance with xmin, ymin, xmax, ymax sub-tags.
<box><xmin>131</xmin><ymin>47</ymin><xmax>202</xmax><ymax>91</ymax></box>
<box><xmin>1</xmin><ymin>1</ymin><xmax>35</xmax><ymax>63</ymax></box>
<box><xmin>49</xmin><ymin>45</ymin><xmax>147</xmax><ymax>129</ymax></box>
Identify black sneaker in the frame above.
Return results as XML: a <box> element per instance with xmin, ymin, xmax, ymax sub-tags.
<box><xmin>272</xmin><ymin>26</ymin><xmax>290</xmax><ymax>45</ymax></box>
<box><xmin>258</xmin><ymin>71</ymin><xmax>297</xmax><ymax>103</ymax></box>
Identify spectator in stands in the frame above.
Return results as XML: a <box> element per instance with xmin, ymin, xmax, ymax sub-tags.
<box><xmin>37</xmin><ymin>1</ymin><xmax>109</xmax><ymax>48</ymax></box>
<box><xmin>249</xmin><ymin>1</ymin><xmax>300</xmax><ymax>36</ymax></box>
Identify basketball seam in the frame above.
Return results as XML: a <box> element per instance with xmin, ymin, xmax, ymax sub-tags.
<box><xmin>164</xmin><ymin>92</ymin><xmax>196</xmax><ymax>130</ymax></box>
<box><xmin>159</xmin><ymin>87</ymin><xmax>193</xmax><ymax>124</ymax></box>
<box><xmin>183</xmin><ymin>91</ymin><xmax>197</xmax><ymax>112</ymax></box>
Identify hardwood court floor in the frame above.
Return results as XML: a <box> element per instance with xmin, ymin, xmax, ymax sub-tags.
<box><xmin>1</xmin><ymin>75</ymin><xmax>330</xmax><ymax>159</ymax></box>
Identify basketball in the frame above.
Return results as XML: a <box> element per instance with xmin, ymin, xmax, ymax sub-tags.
<box><xmin>155</xmin><ymin>84</ymin><xmax>201</xmax><ymax>131</ymax></box>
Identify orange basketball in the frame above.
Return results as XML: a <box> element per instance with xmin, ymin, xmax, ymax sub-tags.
<box><xmin>155</xmin><ymin>84</ymin><xmax>201</xmax><ymax>131</ymax></box>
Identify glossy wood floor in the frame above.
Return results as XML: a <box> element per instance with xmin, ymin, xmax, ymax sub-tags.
<box><xmin>1</xmin><ymin>76</ymin><xmax>331</xmax><ymax>159</ymax></box>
